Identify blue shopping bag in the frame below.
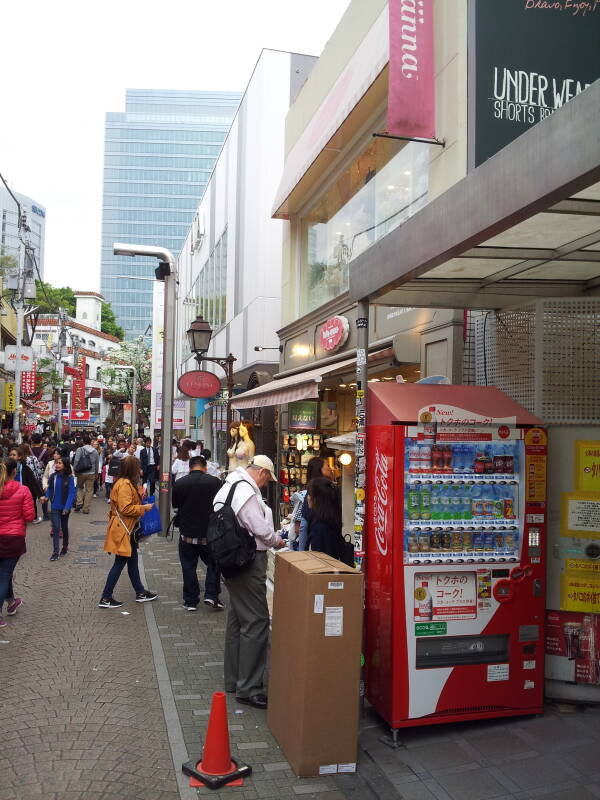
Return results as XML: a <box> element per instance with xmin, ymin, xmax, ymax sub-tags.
<box><xmin>139</xmin><ymin>495</ymin><xmax>162</xmax><ymax>538</ymax></box>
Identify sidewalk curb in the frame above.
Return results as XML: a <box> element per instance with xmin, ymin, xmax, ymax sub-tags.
<box><xmin>139</xmin><ymin>552</ymin><xmax>198</xmax><ymax>800</ymax></box>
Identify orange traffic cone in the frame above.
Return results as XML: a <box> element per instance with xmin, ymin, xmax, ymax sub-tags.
<box><xmin>182</xmin><ymin>691</ymin><xmax>252</xmax><ymax>789</ymax></box>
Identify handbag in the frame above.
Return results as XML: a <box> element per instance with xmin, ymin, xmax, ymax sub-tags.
<box><xmin>139</xmin><ymin>495</ymin><xmax>162</xmax><ymax>538</ymax></box>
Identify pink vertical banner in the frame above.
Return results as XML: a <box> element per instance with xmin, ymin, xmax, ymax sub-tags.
<box><xmin>388</xmin><ymin>0</ymin><xmax>436</xmax><ymax>140</ymax></box>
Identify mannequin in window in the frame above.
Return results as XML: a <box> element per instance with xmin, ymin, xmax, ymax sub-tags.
<box><xmin>226</xmin><ymin>422</ymin><xmax>240</xmax><ymax>472</ymax></box>
<box><xmin>234</xmin><ymin>421</ymin><xmax>255</xmax><ymax>470</ymax></box>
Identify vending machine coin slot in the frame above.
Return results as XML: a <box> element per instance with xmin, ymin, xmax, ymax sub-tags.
<box><xmin>522</xmin><ymin>643</ymin><xmax>536</xmax><ymax>654</ymax></box>
<box><xmin>493</xmin><ymin>579</ymin><xmax>513</xmax><ymax>603</ymax></box>
<box><xmin>532</xmin><ymin>579</ymin><xmax>542</xmax><ymax>597</ymax></box>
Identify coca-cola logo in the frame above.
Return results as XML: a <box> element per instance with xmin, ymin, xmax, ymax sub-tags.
<box><xmin>373</xmin><ymin>449</ymin><xmax>390</xmax><ymax>556</ymax></box>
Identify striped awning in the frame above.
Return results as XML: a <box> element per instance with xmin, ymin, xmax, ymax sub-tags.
<box><xmin>231</xmin><ymin>356</ymin><xmax>357</xmax><ymax>410</ymax></box>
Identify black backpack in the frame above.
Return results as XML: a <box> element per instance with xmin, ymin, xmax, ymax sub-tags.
<box><xmin>74</xmin><ymin>447</ymin><xmax>93</xmax><ymax>474</ymax></box>
<box><xmin>207</xmin><ymin>480</ymin><xmax>257</xmax><ymax>578</ymax></box>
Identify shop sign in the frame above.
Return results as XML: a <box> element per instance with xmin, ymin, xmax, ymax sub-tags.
<box><xmin>70</xmin><ymin>409</ymin><xmax>91</xmax><ymax>422</ymax></box>
<box><xmin>574</xmin><ymin>440</ymin><xmax>600</xmax><ymax>493</ymax></box>
<box><xmin>21</xmin><ymin>362</ymin><xmax>37</xmax><ymax>396</ymax></box>
<box><xmin>71</xmin><ymin>355</ymin><xmax>86</xmax><ymax>413</ymax></box>
<box><xmin>288</xmin><ymin>400</ymin><xmax>318</xmax><ymax>430</ymax></box>
<box><xmin>178</xmin><ymin>370</ymin><xmax>221</xmax><ymax>398</ymax></box>
<box><xmin>470</xmin><ymin>0</ymin><xmax>600</xmax><ymax>166</ymax></box>
<box><xmin>154</xmin><ymin>393</ymin><xmax>186</xmax><ymax>430</ymax></box>
<box><xmin>123</xmin><ymin>402</ymin><xmax>132</xmax><ymax>425</ymax></box>
<box><xmin>4</xmin><ymin>382</ymin><xmax>16</xmax><ymax>412</ymax></box>
<box><xmin>388</xmin><ymin>0</ymin><xmax>435</xmax><ymax>139</ymax></box>
<box><xmin>4</xmin><ymin>346</ymin><xmax>34</xmax><ymax>372</ymax></box>
<box><xmin>319</xmin><ymin>315</ymin><xmax>349</xmax><ymax>352</ymax></box>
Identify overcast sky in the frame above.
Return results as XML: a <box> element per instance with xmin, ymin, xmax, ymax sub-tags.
<box><xmin>0</xmin><ymin>0</ymin><xmax>349</xmax><ymax>291</ymax></box>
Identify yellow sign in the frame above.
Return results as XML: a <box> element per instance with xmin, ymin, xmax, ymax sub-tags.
<box><xmin>574</xmin><ymin>440</ymin><xmax>600</xmax><ymax>493</ymax></box>
<box><xmin>525</xmin><ymin>454</ymin><xmax>546</xmax><ymax>502</ymax></box>
<box><xmin>4</xmin><ymin>382</ymin><xmax>16</xmax><ymax>412</ymax></box>
<box><xmin>561</xmin><ymin>492</ymin><xmax>600</xmax><ymax>538</ymax></box>
<box><xmin>560</xmin><ymin>572</ymin><xmax>600</xmax><ymax>614</ymax></box>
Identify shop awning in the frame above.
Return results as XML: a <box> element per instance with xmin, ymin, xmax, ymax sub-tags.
<box><xmin>272</xmin><ymin>8</ymin><xmax>389</xmax><ymax>219</ymax></box>
<box><xmin>349</xmin><ymin>79</ymin><xmax>600</xmax><ymax>309</ymax></box>
<box><xmin>230</xmin><ymin>356</ymin><xmax>357</xmax><ymax>410</ymax></box>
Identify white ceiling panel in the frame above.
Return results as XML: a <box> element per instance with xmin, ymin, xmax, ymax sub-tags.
<box><xmin>422</xmin><ymin>258</ymin><xmax>523</xmax><ymax>279</ymax></box>
<box><xmin>482</xmin><ymin>213</ymin><xmax>600</xmax><ymax>249</ymax></box>
<box><xmin>572</xmin><ymin>181</ymin><xmax>600</xmax><ymax>201</ymax></box>
<box><xmin>513</xmin><ymin>260</ymin><xmax>600</xmax><ymax>280</ymax></box>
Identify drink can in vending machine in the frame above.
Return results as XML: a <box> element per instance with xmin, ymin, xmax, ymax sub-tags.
<box><xmin>462</xmin><ymin>529</ymin><xmax>474</xmax><ymax>550</ymax></box>
<box><xmin>441</xmin><ymin>531</ymin><xmax>452</xmax><ymax>551</ymax></box>
<box><xmin>430</xmin><ymin>530</ymin><xmax>442</xmax><ymax>550</ymax></box>
<box><xmin>472</xmin><ymin>531</ymin><xmax>484</xmax><ymax>552</ymax></box>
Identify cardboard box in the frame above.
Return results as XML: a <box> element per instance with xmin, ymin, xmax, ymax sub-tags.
<box><xmin>267</xmin><ymin>551</ymin><xmax>364</xmax><ymax>777</ymax></box>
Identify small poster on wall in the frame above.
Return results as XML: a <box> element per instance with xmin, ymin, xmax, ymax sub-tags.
<box><xmin>288</xmin><ymin>401</ymin><xmax>318</xmax><ymax>430</ymax></box>
<box><xmin>320</xmin><ymin>401</ymin><xmax>338</xmax><ymax>431</ymax></box>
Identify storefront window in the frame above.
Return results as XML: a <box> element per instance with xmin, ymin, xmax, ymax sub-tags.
<box><xmin>300</xmin><ymin>139</ymin><xmax>428</xmax><ymax>315</ymax></box>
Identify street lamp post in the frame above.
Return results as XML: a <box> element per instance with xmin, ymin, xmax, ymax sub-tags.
<box><xmin>186</xmin><ymin>316</ymin><xmax>236</xmax><ymax>442</ymax></box>
<box><xmin>113</xmin><ymin>242</ymin><xmax>176</xmax><ymax>533</ymax></box>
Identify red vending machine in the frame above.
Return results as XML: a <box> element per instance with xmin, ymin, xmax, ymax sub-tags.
<box><xmin>365</xmin><ymin>384</ymin><xmax>547</xmax><ymax>729</ymax></box>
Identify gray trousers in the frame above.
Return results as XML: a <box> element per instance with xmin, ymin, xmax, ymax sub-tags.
<box><xmin>224</xmin><ymin>551</ymin><xmax>269</xmax><ymax>698</ymax></box>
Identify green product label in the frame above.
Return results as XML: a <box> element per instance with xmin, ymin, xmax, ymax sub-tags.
<box><xmin>415</xmin><ymin>622</ymin><xmax>447</xmax><ymax>637</ymax></box>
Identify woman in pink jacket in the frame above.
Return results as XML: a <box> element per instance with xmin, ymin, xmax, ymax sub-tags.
<box><xmin>0</xmin><ymin>458</ymin><xmax>35</xmax><ymax>627</ymax></box>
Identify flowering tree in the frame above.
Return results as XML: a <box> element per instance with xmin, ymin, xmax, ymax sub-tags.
<box><xmin>100</xmin><ymin>337</ymin><xmax>152</xmax><ymax>430</ymax></box>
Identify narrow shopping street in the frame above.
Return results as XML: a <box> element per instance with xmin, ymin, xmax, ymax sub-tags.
<box><xmin>2</xmin><ymin>497</ymin><xmax>600</xmax><ymax>800</ymax></box>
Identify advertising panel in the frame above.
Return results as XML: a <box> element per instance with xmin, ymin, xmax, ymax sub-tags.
<box><xmin>4</xmin><ymin>382</ymin><xmax>16</xmax><ymax>412</ymax></box>
<box><xmin>546</xmin><ymin>610</ymin><xmax>600</xmax><ymax>685</ymax></box>
<box><xmin>470</xmin><ymin>0</ymin><xmax>600</xmax><ymax>166</ymax></box>
<box><xmin>288</xmin><ymin>401</ymin><xmax>318</xmax><ymax>430</ymax></box>
<box><xmin>574</xmin><ymin>440</ymin><xmax>600</xmax><ymax>492</ymax></box>
<box><xmin>388</xmin><ymin>0</ymin><xmax>435</xmax><ymax>139</ymax></box>
<box><xmin>71</xmin><ymin>355</ymin><xmax>86</xmax><ymax>414</ymax></box>
<box><xmin>154</xmin><ymin>393</ymin><xmax>186</xmax><ymax>430</ymax></box>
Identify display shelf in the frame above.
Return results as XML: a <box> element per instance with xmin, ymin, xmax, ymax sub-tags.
<box><xmin>404</xmin><ymin>552</ymin><xmax>519</xmax><ymax>565</ymax></box>
<box><xmin>406</xmin><ymin>473</ymin><xmax>518</xmax><ymax>484</ymax></box>
<box><xmin>407</xmin><ymin>520</ymin><xmax>519</xmax><ymax>529</ymax></box>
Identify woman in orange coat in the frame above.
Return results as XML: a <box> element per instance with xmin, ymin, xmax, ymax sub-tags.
<box><xmin>99</xmin><ymin>456</ymin><xmax>157</xmax><ymax>609</ymax></box>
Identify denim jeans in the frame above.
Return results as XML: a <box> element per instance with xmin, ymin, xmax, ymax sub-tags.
<box><xmin>51</xmin><ymin>508</ymin><xmax>70</xmax><ymax>554</ymax></box>
<box><xmin>101</xmin><ymin>547</ymin><xmax>145</xmax><ymax>599</ymax></box>
<box><xmin>105</xmin><ymin>482</ymin><xmax>113</xmax><ymax>501</ymax></box>
<box><xmin>178</xmin><ymin>536</ymin><xmax>221</xmax><ymax>606</ymax></box>
<box><xmin>0</xmin><ymin>556</ymin><xmax>20</xmax><ymax>611</ymax></box>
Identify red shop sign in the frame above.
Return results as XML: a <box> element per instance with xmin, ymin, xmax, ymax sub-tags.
<box><xmin>319</xmin><ymin>315</ymin><xmax>349</xmax><ymax>352</ymax></box>
<box><xmin>177</xmin><ymin>370</ymin><xmax>221</xmax><ymax>399</ymax></box>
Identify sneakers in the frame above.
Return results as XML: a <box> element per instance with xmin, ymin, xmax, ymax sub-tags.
<box><xmin>50</xmin><ymin>553</ymin><xmax>59</xmax><ymax>561</ymax></box>
<box><xmin>203</xmin><ymin>598</ymin><xmax>226</xmax><ymax>610</ymax></box>
<box><xmin>98</xmin><ymin>597</ymin><xmax>123</xmax><ymax>608</ymax></box>
<box><xmin>6</xmin><ymin>598</ymin><xmax>22</xmax><ymax>616</ymax></box>
<box><xmin>135</xmin><ymin>591</ymin><xmax>158</xmax><ymax>603</ymax></box>
<box><xmin>32</xmin><ymin>517</ymin><xmax>43</xmax><ymax>525</ymax></box>
<box><xmin>183</xmin><ymin>603</ymin><xmax>197</xmax><ymax>611</ymax></box>
<box><xmin>82</xmin><ymin>510</ymin><xmax>90</xmax><ymax>515</ymax></box>
<box><xmin>60</xmin><ymin>548</ymin><xmax>68</xmax><ymax>556</ymax></box>
<box><xmin>93</xmin><ymin>494</ymin><xmax>97</xmax><ymax>498</ymax></box>
<box><xmin>0</xmin><ymin>616</ymin><xmax>6</xmax><ymax>628</ymax></box>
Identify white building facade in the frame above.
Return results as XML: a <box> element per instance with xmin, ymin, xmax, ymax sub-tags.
<box><xmin>172</xmin><ymin>49</ymin><xmax>316</xmax><ymax>464</ymax></box>
<box><xmin>33</xmin><ymin>292</ymin><xmax>121</xmax><ymax>427</ymax></box>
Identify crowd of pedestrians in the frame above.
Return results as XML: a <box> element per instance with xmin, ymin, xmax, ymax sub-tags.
<box><xmin>0</xmin><ymin>425</ymin><xmax>347</xmax><ymax>713</ymax></box>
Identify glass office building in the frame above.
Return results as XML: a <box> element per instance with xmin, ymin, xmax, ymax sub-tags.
<box><xmin>100</xmin><ymin>89</ymin><xmax>241</xmax><ymax>339</ymax></box>
<box><xmin>0</xmin><ymin>186</ymin><xmax>46</xmax><ymax>279</ymax></box>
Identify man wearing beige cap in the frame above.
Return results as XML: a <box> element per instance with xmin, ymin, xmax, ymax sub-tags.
<box><xmin>213</xmin><ymin>454</ymin><xmax>285</xmax><ymax>710</ymax></box>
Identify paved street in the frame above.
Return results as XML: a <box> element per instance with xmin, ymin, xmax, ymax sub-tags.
<box><xmin>3</xmin><ymin>496</ymin><xmax>600</xmax><ymax>800</ymax></box>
